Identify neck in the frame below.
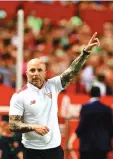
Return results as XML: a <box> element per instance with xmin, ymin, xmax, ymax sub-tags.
<box><xmin>89</xmin><ymin>97</ymin><xmax>100</xmax><ymax>102</ymax></box>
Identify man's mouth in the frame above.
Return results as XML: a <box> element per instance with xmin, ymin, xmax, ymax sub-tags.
<box><xmin>33</xmin><ymin>79</ymin><xmax>40</xmax><ymax>81</ymax></box>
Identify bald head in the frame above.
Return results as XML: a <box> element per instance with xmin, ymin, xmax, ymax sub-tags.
<box><xmin>27</xmin><ymin>58</ymin><xmax>46</xmax><ymax>71</ymax></box>
<box><xmin>26</xmin><ymin>58</ymin><xmax>46</xmax><ymax>88</ymax></box>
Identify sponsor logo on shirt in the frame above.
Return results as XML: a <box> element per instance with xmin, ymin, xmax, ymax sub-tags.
<box><xmin>30</xmin><ymin>100</ymin><xmax>36</xmax><ymax>105</ymax></box>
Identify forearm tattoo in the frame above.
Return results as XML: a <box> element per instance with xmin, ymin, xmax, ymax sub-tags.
<box><xmin>9</xmin><ymin>115</ymin><xmax>33</xmax><ymax>133</ymax></box>
<box><xmin>60</xmin><ymin>52</ymin><xmax>89</xmax><ymax>88</ymax></box>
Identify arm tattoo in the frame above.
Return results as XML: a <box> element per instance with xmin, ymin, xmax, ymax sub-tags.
<box><xmin>9</xmin><ymin>115</ymin><xmax>33</xmax><ymax>133</ymax></box>
<box><xmin>60</xmin><ymin>52</ymin><xmax>89</xmax><ymax>88</ymax></box>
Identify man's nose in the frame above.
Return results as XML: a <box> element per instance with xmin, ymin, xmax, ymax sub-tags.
<box><xmin>34</xmin><ymin>70</ymin><xmax>39</xmax><ymax>75</ymax></box>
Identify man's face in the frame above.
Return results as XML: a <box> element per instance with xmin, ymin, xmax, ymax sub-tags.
<box><xmin>26</xmin><ymin>59</ymin><xmax>46</xmax><ymax>88</ymax></box>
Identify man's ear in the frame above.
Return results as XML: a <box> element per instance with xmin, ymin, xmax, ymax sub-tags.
<box><xmin>25</xmin><ymin>71</ymin><xmax>28</xmax><ymax>77</ymax></box>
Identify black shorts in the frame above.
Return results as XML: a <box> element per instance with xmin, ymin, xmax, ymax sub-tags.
<box><xmin>23</xmin><ymin>145</ymin><xmax>64</xmax><ymax>159</ymax></box>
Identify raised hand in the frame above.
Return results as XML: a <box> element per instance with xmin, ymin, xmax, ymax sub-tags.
<box><xmin>84</xmin><ymin>32</ymin><xmax>100</xmax><ymax>52</ymax></box>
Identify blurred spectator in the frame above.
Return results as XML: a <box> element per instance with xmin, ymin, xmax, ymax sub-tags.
<box><xmin>0</xmin><ymin>121</ymin><xmax>23</xmax><ymax>159</ymax></box>
<box><xmin>93</xmin><ymin>74</ymin><xmax>107</xmax><ymax>96</ymax></box>
<box><xmin>0</xmin><ymin>73</ymin><xmax>15</xmax><ymax>105</ymax></box>
<box><xmin>93</xmin><ymin>73</ymin><xmax>113</xmax><ymax>95</ymax></box>
<box><xmin>27</xmin><ymin>10</ymin><xmax>43</xmax><ymax>34</ymax></box>
<box><xmin>0</xmin><ymin>54</ymin><xmax>13</xmax><ymax>86</ymax></box>
<box><xmin>101</xmin><ymin>22</ymin><xmax>113</xmax><ymax>53</ymax></box>
<box><xmin>81</xmin><ymin>63</ymin><xmax>94</xmax><ymax>92</ymax></box>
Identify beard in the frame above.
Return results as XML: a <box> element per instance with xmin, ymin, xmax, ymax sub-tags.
<box><xmin>32</xmin><ymin>78</ymin><xmax>45</xmax><ymax>88</ymax></box>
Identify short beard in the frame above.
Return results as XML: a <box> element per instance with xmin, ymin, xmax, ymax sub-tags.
<box><xmin>32</xmin><ymin>79</ymin><xmax>45</xmax><ymax>88</ymax></box>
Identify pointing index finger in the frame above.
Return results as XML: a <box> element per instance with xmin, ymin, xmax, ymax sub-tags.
<box><xmin>89</xmin><ymin>32</ymin><xmax>97</xmax><ymax>44</ymax></box>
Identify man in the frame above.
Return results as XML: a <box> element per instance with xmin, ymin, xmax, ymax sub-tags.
<box><xmin>68</xmin><ymin>86</ymin><xmax>113</xmax><ymax>159</ymax></box>
<box><xmin>9</xmin><ymin>32</ymin><xmax>100</xmax><ymax>159</ymax></box>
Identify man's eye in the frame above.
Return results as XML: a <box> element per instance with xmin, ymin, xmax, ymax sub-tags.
<box><xmin>30</xmin><ymin>69</ymin><xmax>35</xmax><ymax>72</ymax></box>
<box><xmin>38</xmin><ymin>69</ymin><xmax>42</xmax><ymax>72</ymax></box>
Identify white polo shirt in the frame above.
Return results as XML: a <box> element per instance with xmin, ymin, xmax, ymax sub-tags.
<box><xmin>9</xmin><ymin>76</ymin><xmax>64</xmax><ymax>149</ymax></box>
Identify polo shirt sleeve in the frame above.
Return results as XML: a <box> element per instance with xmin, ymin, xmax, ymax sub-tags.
<box><xmin>49</xmin><ymin>76</ymin><xmax>64</xmax><ymax>93</ymax></box>
<box><xmin>9</xmin><ymin>93</ymin><xmax>24</xmax><ymax>116</ymax></box>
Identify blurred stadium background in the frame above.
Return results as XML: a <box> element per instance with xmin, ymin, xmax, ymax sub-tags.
<box><xmin>0</xmin><ymin>1</ymin><xmax>113</xmax><ymax>159</ymax></box>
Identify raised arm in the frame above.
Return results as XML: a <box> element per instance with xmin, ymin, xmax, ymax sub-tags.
<box><xmin>9</xmin><ymin>115</ymin><xmax>49</xmax><ymax>135</ymax></box>
<box><xmin>60</xmin><ymin>32</ymin><xmax>100</xmax><ymax>88</ymax></box>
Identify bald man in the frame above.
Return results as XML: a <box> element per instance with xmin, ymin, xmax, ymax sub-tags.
<box><xmin>9</xmin><ymin>33</ymin><xmax>100</xmax><ymax>159</ymax></box>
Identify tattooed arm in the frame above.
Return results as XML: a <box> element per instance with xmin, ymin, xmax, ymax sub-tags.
<box><xmin>60</xmin><ymin>32</ymin><xmax>100</xmax><ymax>88</ymax></box>
<box><xmin>60</xmin><ymin>51</ymin><xmax>89</xmax><ymax>88</ymax></box>
<box><xmin>9</xmin><ymin>115</ymin><xmax>33</xmax><ymax>133</ymax></box>
<box><xmin>9</xmin><ymin>115</ymin><xmax>49</xmax><ymax>135</ymax></box>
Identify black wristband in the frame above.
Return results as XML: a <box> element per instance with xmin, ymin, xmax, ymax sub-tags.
<box><xmin>83</xmin><ymin>49</ymin><xmax>90</xmax><ymax>55</ymax></box>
